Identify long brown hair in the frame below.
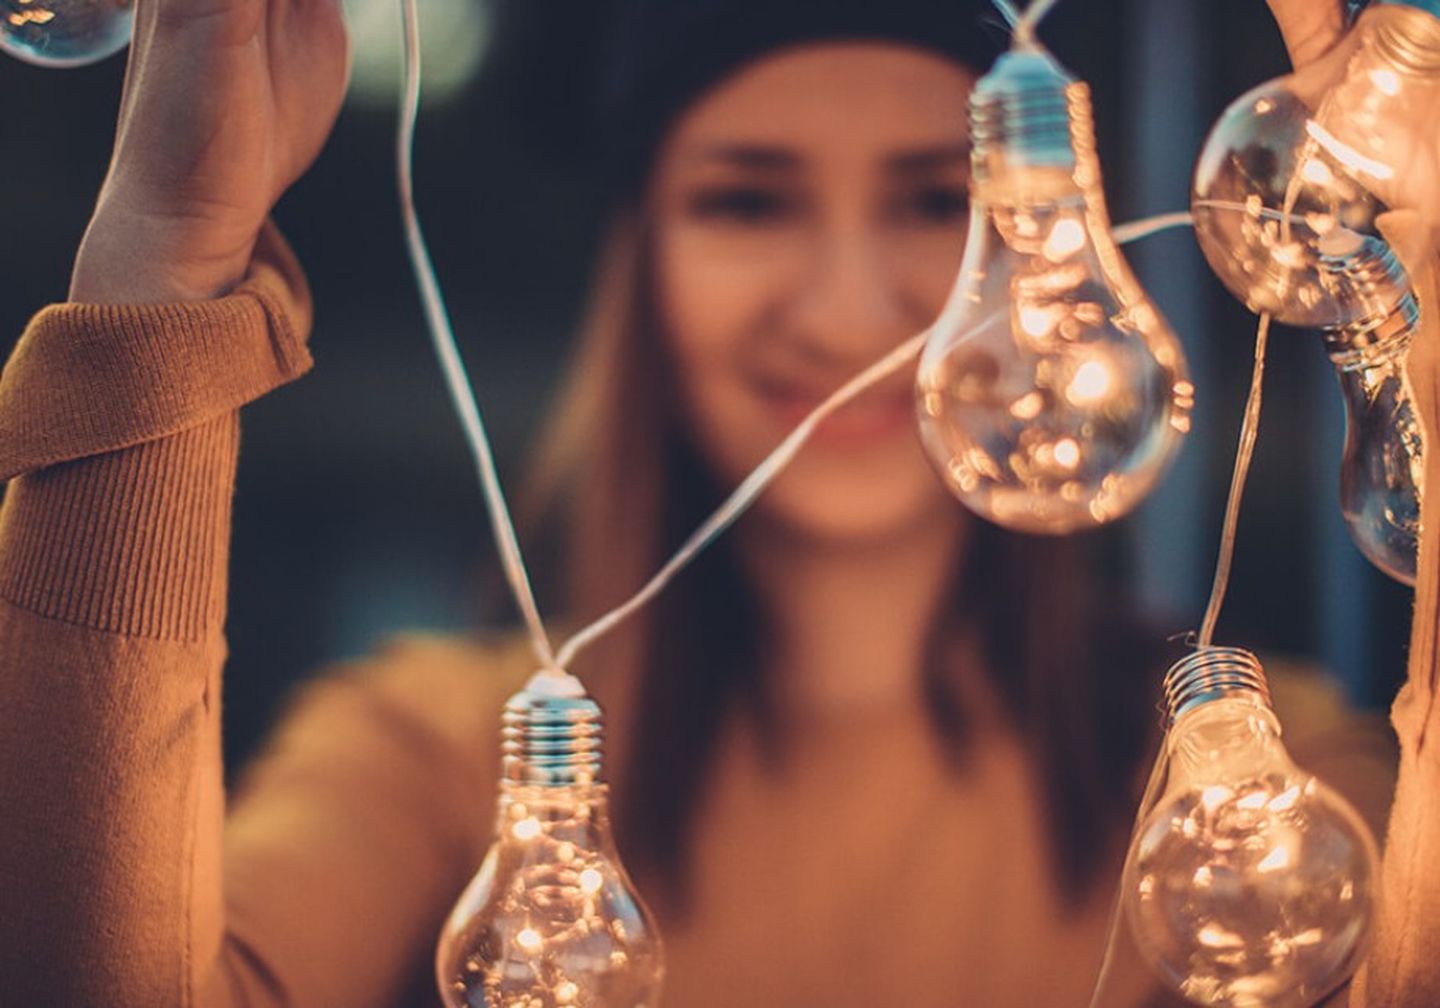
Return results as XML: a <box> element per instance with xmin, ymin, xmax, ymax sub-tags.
<box><xmin>525</xmin><ymin>207</ymin><xmax>1169</xmax><ymax>916</ymax></box>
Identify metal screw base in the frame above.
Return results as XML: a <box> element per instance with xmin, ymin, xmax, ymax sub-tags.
<box><xmin>1163</xmin><ymin>647</ymin><xmax>1272</xmax><ymax>724</ymax></box>
<box><xmin>502</xmin><ymin>685</ymin><xmax>604</xmax><ymax>787</ymax></box>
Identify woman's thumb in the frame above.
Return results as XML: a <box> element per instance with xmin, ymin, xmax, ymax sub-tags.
<box><xmin>1266</xmin><ymin>0</ymin><xmax>1348</xmax><ymax>68</ymax></box>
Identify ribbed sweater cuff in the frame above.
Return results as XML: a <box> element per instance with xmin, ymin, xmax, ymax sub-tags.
<box><xmin>0</xmin><ymin>221</ymin><xmax>313</xmax><ymax>482</ymax></box>
<box><xmin>0</xmin><ymin>221</ymin><xmax>314</xmax><ymax>640</ymax></box>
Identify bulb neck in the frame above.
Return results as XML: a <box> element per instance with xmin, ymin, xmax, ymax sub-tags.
<box><xmin>1325</xmin><ymin>293</ymin><xmax>1419</xmax><ymax>372</ymax></box>
<box><xmin>1163</xmin><ymin>646</ymin><xmax>1273</xmax><ymax>725</ymax></box>
<box><xmin>1321</xmin><ymin>237</ymin><xmax>1419</xmax><ymax>366</ymax></box>
<box><xmin>970</xmin><ymin>49</ymin><xmax>1085</xmax><ymax>183</ymax></box>
<box><xmin>1368</xmin><ymin>2</ymin><xmax>1440</xmax><ymax>73</ymax></box>
<box><xmin>501</xmin><ymin>683</ymin><xmax>604</xmax><ymax>787</ymax></box>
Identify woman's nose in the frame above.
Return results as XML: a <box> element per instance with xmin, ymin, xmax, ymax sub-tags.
<box><xmin>785</xmin><ymin>221</ymin><xmax>911</xmax><ymax>363</ymax></box>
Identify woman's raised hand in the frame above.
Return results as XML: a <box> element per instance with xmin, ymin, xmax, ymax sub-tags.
<box><xmin>69</xmin><ymin>0</ymin><xmax>350</xmax><ymax>303</ymax></box>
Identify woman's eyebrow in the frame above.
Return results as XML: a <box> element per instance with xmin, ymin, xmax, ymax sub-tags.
<box><xmin>688</xmin><ymin>143</ymin><xmax>801</xmax><ymax>171</ymax></box>
<box><xmin>886</xmin><ymin>143</ymin><xmax>971</xmax><ymax>175</ymax></box>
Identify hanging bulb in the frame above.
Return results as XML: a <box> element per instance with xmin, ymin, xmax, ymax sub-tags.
<box><xmin>1191</xmin><ymin>1</ymin><xmax>1439</xmax><ymax>583</ymax></box>
<box><xmin>915</xmin><ymin>47</ymin><xmax>1192</xmax><ymax>534</ymax></box>
<box><xmin>436</xmin><ymin>673</ymin><xmax>663</xmax><ymax>1007</ymax></box>
<box><xmin>1191</xmin><ymin>0</ymin><xmax>1440</xmax><ymax>328</ymax></box>
<box><xmin>1328</xmin><ymin>268</ymin><xmax>1425</xmax><ymax>584</ymax></box>
<box><xmin>1</xmin><ymin>0</ymin><xmax>132</xmax><ymax>68</ymax></box>
<box><xmin>1124</xmin><ymin>648</ymin><xmax>1379</xmax><ymax>1008</ymax></box>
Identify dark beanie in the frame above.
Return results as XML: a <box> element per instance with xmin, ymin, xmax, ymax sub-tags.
<box><xmin>485</xmin><ymin>0</ymin><xmax>1010</xmax><ymax>199</ymax></box>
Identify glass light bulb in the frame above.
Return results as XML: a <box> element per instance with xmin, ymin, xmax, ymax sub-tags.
<box><xmin>1328</xmin><ymin>302</ymin><xmax>1425</xmax><ymax>584</ymax></box>
<box><xmin>1</xmin><ymin>0</ymin><xmax>132</xmax><ymax>68</ymax></box>
<box><xmin>1192</xmin><ymin>1</ymin><xmax>1440</xmax><ymax>329</ymax></box>
<box><xmin>436</xmin><ymin>680</ymin><xmax>663</xmax><ymax>1007</ymax></box>
<box><xmin>1124</xmin><ymin>648</ymin><xmax>1379</xmax><ymax>1008</ymax></box>
<box><xmin>915</xmin><ymin>49</ymin><xmax>1192</xmax><ymax>534</ymax></box>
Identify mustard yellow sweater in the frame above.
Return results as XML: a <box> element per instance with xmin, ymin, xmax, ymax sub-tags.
<box><xmin>0</xmin><ymin>220</ymin><xmax>1434</xmax><ymax>1006</ymax></box>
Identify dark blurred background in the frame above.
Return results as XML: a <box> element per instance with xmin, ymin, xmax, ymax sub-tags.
<box><xmin>0</xmin><ymin>0</ymin><xmax>1411</xmax><ymax>770</ymax></box>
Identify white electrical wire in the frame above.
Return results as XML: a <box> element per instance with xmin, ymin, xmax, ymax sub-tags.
<box><xmin>1017</xmin><ymin>0</ymin><xmax>1063</xmax><ymax>43</ymax></box>
<box><xmin>990</xmin><ymin>0</ymin><xmax>1024</xmax><ymax>30</ymax></box>
<box><xmin>1197</xmin><ymin>313</ymin><xmax>1272</xmax><ymax>647</ymax></box>
<box><xmin>1113</xmin><ymin>211</ymin><xmax>1193</xmax><ymax>245</ymax></box>
<box><xmin>397</xmin><ymin>0</ymin><xmax>558</xmax><ymax>671</ymax></box>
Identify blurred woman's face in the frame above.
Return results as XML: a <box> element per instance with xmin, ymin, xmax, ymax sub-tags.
<box><xmin>651</xmin><ymin>43</ymin><xmax>976</xmax><ymax>545</ymax></box>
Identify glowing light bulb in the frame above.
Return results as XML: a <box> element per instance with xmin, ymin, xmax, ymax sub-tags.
<box><xmin>915</xmin><ymin>48</ymin><xmax>1192</xmax><ymax>534</ymax></box>
<box><xmin>436</xmin><ymin>676</ymin><xmax>663</xmax><ymax>1007</ymax></box>
<box><xmin>1</xmin><ymin>0</ymin><xmax>132</xmax><ymax>68</ymax></box>
<box><xmin>1191</xmin><ymin>1</ymin><xmax>1440</xmax><ymax>582</ymax></box>
<box><xmin>1124</xmin><ymin>648</ymin><xmax>1379</xmax><ymax>1008</ymax></box>
<box><xmin>1191</xmin><ymin>1</ymin><xmax>1440</xmax><ymax>328</ymax></box>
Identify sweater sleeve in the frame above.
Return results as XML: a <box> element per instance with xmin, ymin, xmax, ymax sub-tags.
<box><xmin>1349</xmin><ymin>212</ymin><xmax>1440</xmax><ymax>1008</ymax></box>
<box><xmin>0</xmin><ymin>223</ymin><xmax>314</xmax><ymax>1006</ymax></box>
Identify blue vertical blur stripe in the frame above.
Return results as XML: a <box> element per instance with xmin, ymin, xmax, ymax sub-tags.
<box><xmin>1125</xmin><ymin>0</ymin><xmax>1208</xmax><ymax>627</ymax></box>
<box><xmin>1311</xmin><ymin>346</ymin><xmax>1373</xmax><ymax>701</ymax></box>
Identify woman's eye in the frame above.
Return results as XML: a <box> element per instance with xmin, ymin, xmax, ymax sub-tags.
<box><xmin>686</xmin><ymin>186</ymin><xmax>795</xmax><ymax>224</ymax></box>
<box><xmin>900</xmin><ymin>185</ymin><xmax>969</xmax><ymax>225</ymax></box>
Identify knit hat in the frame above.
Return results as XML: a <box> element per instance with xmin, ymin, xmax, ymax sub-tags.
<box><xmin>484</xmin><ymin>0</ymin><xmax>1010</xmax><ymax>198</ymax></box>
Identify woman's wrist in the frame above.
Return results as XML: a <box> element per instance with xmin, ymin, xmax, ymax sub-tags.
<box><xmin>69</xmin><ymin>202</ymin><xmax>256</xmax><ymax>305</ymax></box>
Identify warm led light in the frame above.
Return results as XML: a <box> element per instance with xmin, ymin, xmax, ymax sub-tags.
<box><xmin>516</xmin><ymin>928</ymin><xmax>543</xmax><ymax>954</ymax></box>
<box><xmin>1065</xmin><ymin>359</ymin><xmax>1113</xmax><ymax>404</ymax></box>
<box><xmin>1052</xmin><ymin>438</ymin><xmax>1080</xmax><ymax>469</ymax></box>
<box><xmin>1017</xmin><ymin>304</ymin><xmax>1059</xmax><ymax>339</ymax></box>
<box><xmin>1299</xmin><ymin>157</ymin><xmax>1333</xmax><ymax>185</ymax></box>
<box><xmin>1042</xmin><ymin>217</ymin><xmax>1087</xmax><ymax>261</ymax></box>
<box><xmin>579</xmin><ymin>868</ymin><xmax>604</xmax><ymax>895</ymax></box>
<box><xmin>1257</xmin><ymin>844</ymin><xmax>1292</xmax><ymax>873</ymax></box>
<box><xmin>1198</xmin><ymin>924</ymin><xmax>1245</xmax><ymax>949</ymax></box>
<box><xmin>511</xmin><ymin>817</ymin><xmax>542</xmax><ymax>841</ymax></box>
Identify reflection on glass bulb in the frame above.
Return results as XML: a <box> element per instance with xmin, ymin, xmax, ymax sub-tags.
<box><xmin>915</xmin><ymin>49</ymin><xmax>1192</xmax><ymax>534</ymax></box>
<box><xmin>1</xmin><ymin>0</ymin><xmax>132</xmax><ymax>68</ymax></box>
<box><xmin>436</xmin><ymin>680</ymin><xmax>663</xmax><ymax>1007</ymax></box>
<box><xmin>1124</xmin><ymin>648</ymin><xmax>1378</xmax><ymax>1008</ymax></box>
<box><xmin>1191</xmin><ymin>1</ymin><xmax>1439</xmax><ymax>582</ymax></box>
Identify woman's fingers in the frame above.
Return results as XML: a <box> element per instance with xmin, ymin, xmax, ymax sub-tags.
<box><xmin>1266</xmin><ymin>0</ymin><xmax>1348</xmax><ymax>68</ymax></box>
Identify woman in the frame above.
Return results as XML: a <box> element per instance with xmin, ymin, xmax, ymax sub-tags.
<box><xmin>0</xmin><ymin>0</ymin><xmax>1429</xmax><ymax>1005</ymax></box>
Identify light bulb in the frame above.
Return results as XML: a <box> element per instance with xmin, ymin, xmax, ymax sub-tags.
<box><xmin>915</xmin><ymin>48</ymin><xmax>1192</xmax><ymax>534</ymax></box>
<box><xmin>1328</xmin><ymin>287</ymin><xmax>1425</xmax><ymax>584</ymax></box>
<box><xmin>436</xmin><ymin>674</ymin><xmax>663</xmax><ymax>1007</ymax></box>
<box><xmin>1192</xmin><ymin>0</ymin><xmax>1440</xmax><ymax>328</ymax></box>
<box><xmin>1191</xmin><ymin>1</ymin><xmax>1440</xmax><ymax>583</ymax></box>
<box><xmin>1</xmin><ymin>0</ymin><xmax>132</xmax><ymax>68</ymax></box>
<box><xmin>1124</xmin><ymin>648</ymin><xmax>1379</xmax><ymax>1008</ymax></box>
